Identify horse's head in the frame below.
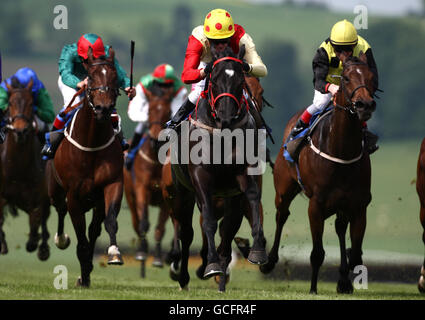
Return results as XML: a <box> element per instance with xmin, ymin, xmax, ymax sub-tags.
<box><xmin>339</xmin><ymin>52</ymin><xmax>376</xmax><ymax>122</ymax></box>
<box><xmin>5</xmin><ymin>77</ymin><xmax>35</xmax><ymax>143</ymax></box>
<box><xmin>209</xmin><ymin>45</ymin><xmax>246</xmax><ymax>129</ymax></box>
<box><xmin>146</xmin><ymin>84</ymin><xmax>173</xmax><ymax>140</ymax></box>
<box><xmin>85</xmin><ymin>47</ymin><xmax>119</xmax><ymax>122</ymax></box>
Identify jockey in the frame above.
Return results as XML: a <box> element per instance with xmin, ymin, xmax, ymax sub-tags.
<box><xmin>125</xmin><ymin>63</ymin><xmax>188</xmax><ymax>170</ymax></box>
<box><xmin>288</xmin><ymin>20</ymin><xmax>380</xmax><ymax>153</ymax></box>
<box><xmin>0</xmin><ymin>67</ymin><xmax>55</xmax><ymax>144</ymax></box>
<box><xmin>41</xmin><ymin>33</ymin><xmax>136</xmax><ymax>158</ymax></box>
<box><xmin>167</xmin><ymin>8</ymin><xmax>267</xmax><ymax>129</ymax></box>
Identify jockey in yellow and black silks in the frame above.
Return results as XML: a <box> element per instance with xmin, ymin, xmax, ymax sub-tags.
<box><xmin>288</xmin><ymin>20</ymin><xmax>380</xmax><ymax>154</ymax></box>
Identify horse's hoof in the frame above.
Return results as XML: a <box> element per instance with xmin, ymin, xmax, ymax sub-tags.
<box><xmin>203</xmin><ymin>263</ymin><xmax>224</xmax><ymax>279</ymax></box>
<box><xmin>76</xmin><ymin>277</ymin><xmax>90</xmax><ymax>288</ymax></box>
<box><xmin>107</xmin><ymin>245</ymin><xmax>124</xmax><ymax>265</ymax></box>
<box><xmin>179</xmin><ymin>285</ymin><xmax>189</xmax><ymax>291</ymax></box>
<box><xmin>259</xmin><ymin>261</ymin><xmax>276</xmax><ymax>274</ymax></box>
<box><xmin>152</xmin><ymin>257</ymin><xmax>164</xmax><ymax>268</ymax></box>
<box><xmin>26</xmin><ymin>241</ymin><xmax>38</xmax><ymax>253</ymax></box>
<box><xmin>0</xmin><ymin>242</ymin><xmax>8</xmax><ymax>255</ymax></box>
<box><xmin>214</xmin><ymin>271</ymin><xmax>230</xmax><ymax>285</ymax></box>
<box><xmin>247</xmin><ymin>250</ymin><xmax>268</xmax><ymax>265</ymax></box>
<box><xmin>135</xmin><ymin>251</ymin><xmax>147</xmax><ymax>261</ymax></box>
<box><xmin>196</xmin><ymin>265</ymin><xmax>207</xmax><ymax>280</ymax></box>
<box><xmin>170</xmin><ymin>261</ymin><xmax>180</xmax><ymax>282</ymax></box>
<box><xmin>37</xmin><ymin>244</ymin><xmax>50</xmax><ymax>261</ymax></box>
<box><xmin>337</xmin><ymin>279</ymin><xmax>353</xmax><ymax>294</ymax></box>
<box><xmin>54</xmin><ymin>233</ymin><xmax>70</xmax><ymax>250</ymax></box>
<box><xmin>418</xmin><ymin>274</ymin><xmax>425</xmax><ymax>293</ymax></box>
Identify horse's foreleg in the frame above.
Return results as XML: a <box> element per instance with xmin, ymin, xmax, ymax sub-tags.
<box><xmin>152</xmin><ymin>205</ymin><xmax>169</xmax><ymax>268</ymax></box>
<box><xmin>243</xmin><ymin>175</ymin><xmax>267</xmax><ymax>265</ymax></box>
<box><xmin>348</xmin><ymin>207</ymin><xmax>367</xmax><ymax>271</ymax></box>
<box><xmin>103</xmin><ymin>181</ymin><xmax>124</xmax><ymax>265</ymax></box>
<box><xmin>0</xmin><ymin>201</ymin><xmax>8</xmax><ymax>254</ymax></box>
<box><xmin>135</xmin><ymin>187</ymin><xmax>149</xmax><ymax>262</ymax></box>
<box><xmin>88</xmin><ymin>203</ymin><xmax>104</xmax><ymax>262</ymax></box>
<box><xmin>37</xmin><ymin>200</ymin><xmax>51</xmax><ymax>261</ymax></box>
<box><xmin>308</xmin><ymin>200</ymin><xmax>325</xmax><ymax>294</ymax></box>
<box><xmin>335</xmin><ymin>212</ymin><xmax>352</xmax><ymax>294</ymax></box>
<box><xmin>196</xmin><ymin>215</ymin><xmax>208</xmax><ymax>279</ymax></box>
<box><xmin>27</xmin><ymin>208</ymin><xmax>42</xmax><ymax>253</ymax></box>
<box><xmin>68</xmin><ymin>199</ymin><xmax>92</xmax><ymax>287</ymax></box>
<box><xmin>418</xmin><ymin>205</ymin><xmax>425</xmax><ymax>293</ymax></box>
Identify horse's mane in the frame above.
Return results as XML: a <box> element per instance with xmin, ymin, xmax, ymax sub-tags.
<box><xmin>213</xmin><ymin>46</ymin><xmax>237</xmax><ymax>60</ymax></box>
<box><xmin>343</xmin><ymin>56</ymin><xmax>367</xmax><ymax>67</ymax></box>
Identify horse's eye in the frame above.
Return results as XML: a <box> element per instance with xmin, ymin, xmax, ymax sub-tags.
<box><xmin>343</xmin><ymin>76</ymin><xmax>350</xmax><ymax>83</ymax></box>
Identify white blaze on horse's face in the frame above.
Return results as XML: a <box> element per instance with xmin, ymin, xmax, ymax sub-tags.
<box><xmin>225</xmin><ymin>69</ymin><xmax>234</xmax><ymax>78</ymax></box>
<box><xmin>356</xmin><ymin>68</ymin><xmax>363</xmax><ymax>75</ymax></box>
<box><xmin>101</xmin><ymin>68</ymin><xmax>107</xmax><ymax>76</ymax></box>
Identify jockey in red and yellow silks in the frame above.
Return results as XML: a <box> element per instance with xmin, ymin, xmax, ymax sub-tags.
<box><xmin>168</xmin><ymin>8</ymin><xmax>267</xmax><ymax>129</ymax></box>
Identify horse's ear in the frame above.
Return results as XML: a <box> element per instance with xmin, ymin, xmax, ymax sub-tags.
<box><xmin>145</xmin><ymin>88</ymin><xmax>152</xmax><ymax>101</ymax></box>
<box><xmin>26</xmin><ymin>78</ymin><xmax>33</xmax><ymax>91</ymax></box>
<box><xmin>359</xmin><ymin>51</ymin><xmax>368</xmax><ymax>64</ymax></box>
<box><xmin>87</xmin><ymin>46</ymin><xmax>94</xmax><ymax>65</ymax></box>
<box><xmin>5</xmin><ymin>81</ymin><xmax>13</xmax><ymax>92</ymax></box>
<box><xmin>238</xmin><ymin>44</ymin><xmax>246</xmax><ymax>61</ymax></box>
<box><xmin>108</xmin><ymin>47</ymin><xmax>115</xmax><ymax>63</ymax></box>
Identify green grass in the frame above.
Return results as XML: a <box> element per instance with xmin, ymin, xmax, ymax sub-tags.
<box><xmin>0</xmin><ymin>140</ymin><xmax>424</xmax><ymax>299</ymax></box>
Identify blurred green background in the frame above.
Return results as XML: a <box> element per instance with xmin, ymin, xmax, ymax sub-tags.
<box><xmin>0</xmin><ymin>0</ymin><xmax>423</xmax><ymax>269</ymax></box>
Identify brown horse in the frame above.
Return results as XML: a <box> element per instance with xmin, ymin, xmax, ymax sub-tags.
<box><xmin>46</xmin><ymin>47</ymin><xmax>125</xmax><ymax>287</ymax></box>
<box><xmin>260</xmin><ymin>53</ymin><xmax>376</xmax><ymax>294</ymax></box>
<box><xmin>417</xmin><ymin>137</ymin><xmax>425</xmax><ymax>293</ymax></box>
<box><xmin>0</xmin><ymin>77</ymin><xmax>51</xmax><ymax>260</ymax></box>
<box><xmin>123</xmin><ymin>86</ymin><xmax>174</xmax><ymax>273</ymax></box>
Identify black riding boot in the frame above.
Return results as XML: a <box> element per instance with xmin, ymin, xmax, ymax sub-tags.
<box><xmin>124</xmin><ymin>132</ymin><xmax>143</xmax><ymax>170</ymax></box>
<box><xmin>168</xmin><ymin>98</ymin><xmax>195</xmax><ymax>130</ymax></box>
<box><xmin>363</xmin><ymin>129</ymin><xmax>379</xmax><ymax>154</ymax></box>
<box><xmin>41</xmin><ymin>125</ymin><xmax>63</xmax><ymax>158</ymax></box>
<box><xmin>288</xmin><ymin>119</ymin><xmax>308</xmax><ymax>140</ymax></box>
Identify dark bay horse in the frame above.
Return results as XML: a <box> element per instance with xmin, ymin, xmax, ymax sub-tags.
<box><xmin>260</xmin><ymin>53</ymin><xmax>376</xmax><ymax>294</ymax></box>
<box><xmin>123</xmin><ymin>86</ymin><xmax>174</xmax><ymax>273</ymax></box>
<box><xmin>417</xmin><ymin>137</ymin><xmax>425</xmax><ymax>293</ymax></box>
<box><xmin>0</xmin><ymin>77</ymin><xmax>51</xmax><ymax>260</ymax></box>
<box><xmin>166</xmin><ymin>45</ymin><xmax>267</xmax><ymax>292</ymax></box>
<box><xmin>46</xmin><ymin>47</ymin><xmax>124</xmax><ymax>287</ymax></box>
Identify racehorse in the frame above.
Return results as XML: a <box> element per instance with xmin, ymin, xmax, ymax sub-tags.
<box><xmin>417</xmin><ymin>137</ymin><xmax>425</xmax><ymax>293</ymax></box>
<box><xmin>46</xmin><ymin>47</ymin><xmax>125</xmax><ymax>287</ymax></box>
<box><xmin>260</xmin><ymin>53</ymin><xmax>377</xmax><ymax>294</ymax></box>
<box><xmin>123</xmin><ymin>85</ymin><xmax>174</xmax><ymax>274</ymax></box>
<box><xmin>166</xmin><ymin>45</ymin><xmax>267</xmax><ymax>292</ymax></box>
<box><xmin>0</xmin><ymin>77</ymin><xmax>51</xmax><ymax>260</ymax></box>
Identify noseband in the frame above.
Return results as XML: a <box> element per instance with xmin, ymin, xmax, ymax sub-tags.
<box><xmin>207</xmin><ymin>57</ymin><xmax>248</xmax><ymax>118</ymax></box>
<box><xmin>86</xmin><ymin>61</ymin><xmax>120</xmax><ymax>111</ymax></box>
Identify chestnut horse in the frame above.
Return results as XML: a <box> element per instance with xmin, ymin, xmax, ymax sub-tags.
<box><xmin>166</xmin><ymin>45</ymin><xmax>267</xmax><ymax>292</ymax></box>
<box><xmin>123</xmin><ymin>86</ymin><xmax>175</xmax><ymax>274</ymax></box>
<box><xmin>260</xmin><ymin>53</ymin><xmax>377</xmax><ymax>294</ymax></box>
<box><xmin>0</xmin><ymin>77</ymin><xmax>51</xmax><ymax>260</ymax></box>
<box><xmin>417</xmin><ymin>137</ymin><xmax>425</xmax><ymax>293</ymax></box>
<box><xmin>46</xmin><ymin>48</ymin><xmax>125</xmax><ymax>287</ymax></box>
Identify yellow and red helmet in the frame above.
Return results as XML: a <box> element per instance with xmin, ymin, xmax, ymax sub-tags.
<box><xmin>203</xmin><ymin>9</ymin><xmax>235</xmax><ymax>40</ymax></box>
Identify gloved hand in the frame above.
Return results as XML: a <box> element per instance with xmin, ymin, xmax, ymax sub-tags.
<box><xmin>204</xmin><ymin>62</ymin><xmax>214</xmax><ymax>75</ymax></box>
<box><xmin>242</xmin><ymin>62</ymin><xmax>251</xmax><ymax>73</ymax></box>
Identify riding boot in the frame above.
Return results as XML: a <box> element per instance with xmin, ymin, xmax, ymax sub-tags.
<box><xmin>363</xmin><ymin>128</ymin><xmax>379</xmax><ymax>154</ymax></box>
<box><xmin>41</xmin><ymin>125</ymin><xmax>64</xmax><ymax>159</ymax></box>
<box><xmin>167</xmin><ymin>98</ymin><xmax>195</xmax><ymax>131</ymax></box>
<box><xmin>124</xmin><ymin>132</ymin><xmax>143</xmax><ymax>170</ymax></box>
<box><xmin>288</xmin><ymin>119</ymin><xmax>308</xmax><ymax>141</ymax></box>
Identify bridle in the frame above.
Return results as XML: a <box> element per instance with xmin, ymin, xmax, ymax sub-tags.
<box><xmin>334</xmin><ymin>61</ymin><xmax>374</xmax><ymax>114</ymax></box>
<box><xmin>206</xmin><ymin>56</ymin><xmax>248</xmax><ymax>119</ymax></box>
<box><xmin>6</xmin><ymin>89</ymin><xmax>36</xmax><ymax>133</ymax></box>
<box><xmin>85</xmin><ymin>61</ymin><xmax>121</xmax><ymax>111</ymax></box>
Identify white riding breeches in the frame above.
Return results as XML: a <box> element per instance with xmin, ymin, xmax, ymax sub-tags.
<box><xmin>306</xmin><ymin>90</ymin><xmax>332</xmax><ymax>115</ymax></box>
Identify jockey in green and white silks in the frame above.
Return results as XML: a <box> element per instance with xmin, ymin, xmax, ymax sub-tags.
<box><xmin>125</xmin><ymin>63</ymin><xmax>188</xmax><ymax>170</ymax></box>
<box><xmin>41</xmin><ymin>33</ymin><xmax>136</xmax><ymax>158</ymax></box>
<box><xmin>0</xmin><ymin>67</ymin><xmax>55</xmax><ymax>143</ymax></box>
<box><xmin>288</xmin><ymin>20</ymin><xmax>380</xmax><ymax>154</ymax></box>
